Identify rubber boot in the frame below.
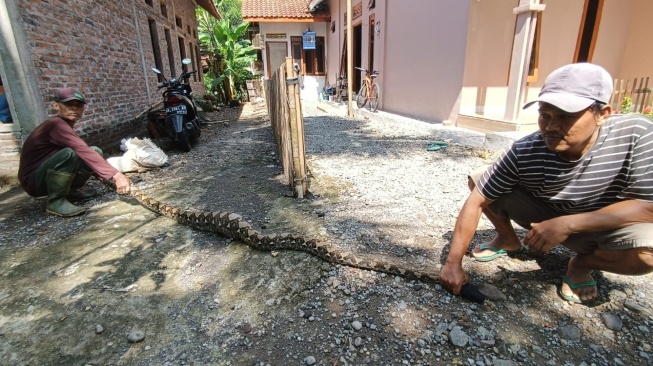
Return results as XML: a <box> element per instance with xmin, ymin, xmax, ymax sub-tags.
<box><xmin>46</xmin><ymin>170</ymin><xmax>88</xmax><ymax>217</ymax></box>
<box><xmin>67</xmin><ymin>170</ymin><xmax>97</xmax><ymax>201</ymax></box>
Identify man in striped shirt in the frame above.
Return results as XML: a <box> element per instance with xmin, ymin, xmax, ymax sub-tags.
<box><xmin>439</xmin><ymin>63</ymin><xmax>653</xmax><ymax>304</ymax></box>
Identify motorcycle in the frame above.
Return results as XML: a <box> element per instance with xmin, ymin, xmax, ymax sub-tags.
<box><xmin>150</xmin><ymin>58</ymin><xmax>201</xmax><ymax>152</ymax></box>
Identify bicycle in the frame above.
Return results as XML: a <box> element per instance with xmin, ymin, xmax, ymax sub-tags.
<box><xmin>355</xmin><ymin>67</ymin><xmax>380</xmax><ymax>112</ymax></box>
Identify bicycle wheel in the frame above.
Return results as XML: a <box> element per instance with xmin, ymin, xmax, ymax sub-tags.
<box><xmin>356</xmin><ymin>82</ymin><xmax>368</xmax><ymax>108</ymax></box>
<box><xmin>369</xmin><ymin>83</ymin><xmax>380</xmax><ymax>112</ymax></box>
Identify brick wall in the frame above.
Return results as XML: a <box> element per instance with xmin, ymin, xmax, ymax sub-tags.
<box><xmin>14</xmin><ymin>0</ymin><xmax>205</xmax><ymax>152</ymax></box>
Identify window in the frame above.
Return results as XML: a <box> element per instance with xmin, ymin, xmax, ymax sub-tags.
<box><xmin>164</xmin><ymin>28</ymin><xmax>176</xmax><ymax>77</ymax></box>
<box><xmin>527</xmin><ymin>8</ymin><xmax>542</xmax><ymax>83</ymax></box>
<box><xmin>145</xmin><ymin>0</ymin><xmax>153</xmax><ymax>6</ymax></box>
<box><xmin>290</xmin><ymin>36</ymin><xmax>325</xmax><ymax>76</ymax></box>
<box><xmin>175</xmin><ymin>16</ymin><xmax>182</xmax><ymax>28</ymax></box>
<box><xmin>188</xmin><ymin>41</ymin><xmax>196</xmax><ymax>81</ymax></box>
<box><xmin>148</xmin><ymin>19</ymin><xmax>164</xmax><ymax>82</ymax></box>
<box><xmin>178</xmin><ymin>37</ymin><xmax>187</xmax><ymax>73</ymax></box>
<box><xmin>160</xmin><ymin>2</ymin><xmax>167</xmax><ymax>18</ymax></box>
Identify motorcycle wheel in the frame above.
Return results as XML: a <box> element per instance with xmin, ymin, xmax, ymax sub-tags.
<box><xmin>177</xmin><ymin>130</ymin><xmax>192</xmax><ymax>152</ymax></box>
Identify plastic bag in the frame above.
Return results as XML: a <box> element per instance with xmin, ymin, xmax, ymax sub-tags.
<box><xmin>108</xmin><ymin>137</ymin><xmax>168</xmax><ymax>172</ymax></box>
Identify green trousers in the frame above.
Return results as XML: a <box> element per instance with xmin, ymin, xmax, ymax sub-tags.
<box><xmin>33</xmin><ymin>147</ymin><xmax>102</xmax><ymax>197</ymax></box>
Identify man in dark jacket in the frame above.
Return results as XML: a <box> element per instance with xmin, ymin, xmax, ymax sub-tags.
<box><xmin>18</xmin><ymin>87</ymin><xmax>131</xmax><ymax>217</ymax></box>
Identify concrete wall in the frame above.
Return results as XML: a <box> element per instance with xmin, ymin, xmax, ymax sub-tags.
<box><xmin>460</xmin><ymin>0</ymin><xmax>653</xmax><ymax>119</ymax></box>
<box><xmin>327</xmin><ymin>0</ymin><xmax>470</xmax><ymax>123</ymax></box>
<box><xmin>0</xmin><ymin>0</ymin><xmax>206</xmax><ymax>163</ymax></box>
<box><xmin>383</xmin><ymin>0</ymin><xmax>470</xmax><ymax>122</ymax></box>
<box><xmin>326</xmin><ymin>0</ymin><xmax>344</xmax><ymax>86</ymax></box>
<box><xmin>612</xmin><ymin>0</ymin><xmax>653</xmax><ymax>79</ymax></box>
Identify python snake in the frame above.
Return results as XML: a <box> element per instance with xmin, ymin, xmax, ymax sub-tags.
<box><xmin>116</xmin><ymin>185</ymin><xmax>440</xmax><ymax>283</ymax></box>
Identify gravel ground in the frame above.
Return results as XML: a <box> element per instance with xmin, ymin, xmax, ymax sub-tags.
<box><xmin>0</xmin><ymin>99</ymin><xmax>652</xmax><ymax>366</ymax></box>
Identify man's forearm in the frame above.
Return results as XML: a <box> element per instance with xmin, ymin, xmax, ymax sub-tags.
<box><xmin>445</xmin><ymin>198</ymin><xmax>484</xmax><ymax>265</ymax></box>
<box><xmin>566</xmin><ymin>199</ymin><xmax>653</xmax><ymax>233</ymax></box>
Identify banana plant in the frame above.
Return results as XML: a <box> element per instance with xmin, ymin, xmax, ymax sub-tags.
<box><xmin>211</xmin><ymin>21</ymin><xmax>256</xmax><ymax>100</ymax></box>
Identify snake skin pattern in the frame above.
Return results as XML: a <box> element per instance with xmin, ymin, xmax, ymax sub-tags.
<box><xmin>125</xmin><ymin>186</ymin><xmax>439</xmax><ymax>283</ymax></box>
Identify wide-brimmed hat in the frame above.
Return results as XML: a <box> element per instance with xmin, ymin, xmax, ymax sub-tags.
<box><xmin>523</xmin><ymin>63</ymin><xmax>612</xmax><ymax>112</ymax></box>
<box><xmin>55</xmin><ymin>87</ymin><xmax>86</xmax><ymax>104</ymax></box>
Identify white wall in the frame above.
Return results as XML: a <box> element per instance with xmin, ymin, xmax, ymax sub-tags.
<box><xmin>326</xmin><ymin>0</ymin><xmax>470</xmax><ymax>122</ymax></box>
<box><xmin>383</xmin><ymin>0</ymin><xmax>470</xmax><ymax>122</ymax></box>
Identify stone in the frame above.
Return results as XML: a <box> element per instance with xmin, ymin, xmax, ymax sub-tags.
<box><xmin>558</xmin><ymin>324</ymin><xmax>581</xmax><ymax>341</ymax></box>
<box><xmin>449</xmin><ymin>326</ymin><xmax>469</xmax><ymax>347</ymax></box>
<box><xmin>601</xmin><ymin>313</ymin><xmax>623</xmax><ymax>331</ymax></box>
<box><xmin>127</xmin><ymin>330</ymin><xmax>145</xmax><ymax>343</ymax></box>
<box><xmin>351</xmin><ymin>320</ymin><xmax>363</xmax><ymax>331</ymax></box>
<box><xmin>493</xmin><ymin>360</ymin><xmax>519</xmax><ymax>366</ymax></box>
<box><xmin>624</xmin><ymin>301</ymin><xmax>653</xmax><ymax>317</ymax></box>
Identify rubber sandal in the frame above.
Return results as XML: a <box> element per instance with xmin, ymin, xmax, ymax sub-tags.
<box><xmin>472</xmin><ymin>243</ymin><xmax>525</xmax><ymax>262</ymax></box>
<box><xmin>426</xmin><ymin>141</ymin><xmax>449</xmax><ymax>151</ymax></box>
<box><xmin>558</xmin><ymin>275</ymin><xmax>597</xmax><ymax>304</ymax></box>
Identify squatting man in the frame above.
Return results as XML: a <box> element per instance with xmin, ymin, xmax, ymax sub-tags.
<box><xmin>18</xmin><ymin>88</ymin><xmax>131</xmax><ymax>217</ymax></box>
<box><xmin>439</xmin><ymin>63</ymin><xmax>653</xmax><ymax>304</ymax></box>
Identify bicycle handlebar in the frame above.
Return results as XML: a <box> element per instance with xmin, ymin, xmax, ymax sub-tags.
<box><xmin>355</xmin><ymin>67</ymin><xmax>380</xmax><ymax>75</ymax></box>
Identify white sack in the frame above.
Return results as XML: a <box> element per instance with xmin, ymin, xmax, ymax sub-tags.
<box><xmin>108</xmin><ymin>137</ymin><xmax>168</xmax><ymax>172</ymax></box>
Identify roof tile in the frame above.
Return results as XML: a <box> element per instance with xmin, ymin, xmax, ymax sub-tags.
<box><xmin>242</xmin><ymin>0</ymin><xmax>328</xmax><ymax>20</ymax></box>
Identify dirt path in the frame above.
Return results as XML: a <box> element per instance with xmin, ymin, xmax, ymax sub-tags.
<box><xmin>1</xmin><ymin>100</ymin><xmax>652</xmax><ymax>366</ymax></box>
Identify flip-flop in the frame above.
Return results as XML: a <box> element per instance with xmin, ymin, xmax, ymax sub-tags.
<box><xmin>558</xmin><ymin>275</ymin><xmax>597</xmax><ymax>304</ymax></box>
<box><xmin>472</xmin><ymin>243</ymin><xmax>526</xmax><ymax>262</ymax></box>
<box><xmin>426</xmin><ymin>141</ymin><xmax>449</xmax><ymax>151</ymax></box>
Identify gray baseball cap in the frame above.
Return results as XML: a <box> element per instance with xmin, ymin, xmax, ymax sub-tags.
<box><xmin>523</xmin><ymin>63</ymin><xmax>613</xmax><ymax>112</ymax></box>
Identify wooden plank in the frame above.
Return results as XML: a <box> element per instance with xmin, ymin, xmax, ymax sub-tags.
<box><xmin>629</xmin><ymin>79</ymin><xmax>636</xmax><ymax>105</ymax></box>
<box><xmin>643</xmin><ymin>78</ymin><xmax>652</xmax><ymax>111</ymax></box>
<box><xmin>280</xmin><ymin>63</ymin><xmax>292</xmax><ymax>186</ymax></box>
<box><xmin>610</xmin><ymin>78</ymin><xmax>620</xmax><ymax>107</ymax></box>
<box><xmin>640</xmin><ymin>77</ymin><xmax>650</xmax><ymax>112</ymax></box>
<box><xmin>294</xmin><ymin>66</ymin><xmax>308</xmax><ymax>197</ymax></box>
<box><xmin>619</xmin><ymin>79</ymin><xmax>631</xmax><ymax>111</ymax></box>
<box><xmin>635</xmin><ymin>77</ymin><xmax>645</xmax><ymax>112</ymax></box>
<box><xmin>286</xmin><ymin>58</ymin><xmax>300</xmax><ymax>197</ymax></box>
<box><xmin>264</xmin><ymin>59</ymin><xmax>308</xmax><ymax>195</ymax></box>
<box><xmin>614</xmin><ymin>79</ymin><xmax>625</xmax><ymax>109</ymax></box>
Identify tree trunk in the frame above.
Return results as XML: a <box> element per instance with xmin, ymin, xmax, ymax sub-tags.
<box><xmin>220</xmin><ymin>61</ymin><xmax>233</xmax><ymax>101</ymax></box>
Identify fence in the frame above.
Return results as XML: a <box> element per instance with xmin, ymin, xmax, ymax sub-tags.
<box><xmin>264</xmin><ymin>57</ymin><xmax>309</xmax><ymax>198</ymax></box>
<box><xmin>246</xmin><ymin>79</ymin><xmax>264</xmax><ymax>101</ymax></box>
<box><xmin>610</xmin><ymin>77</ymin><xmax>652</xmax><ymax>113</ymax></box>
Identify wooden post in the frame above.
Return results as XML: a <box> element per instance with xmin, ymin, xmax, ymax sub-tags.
<box><xmin>285</xmin><ymin>58</ymin><xmax>307</xmax><ymax>198</ymax></box>
<box><xmin>635</xmin><ymin>77</ymin><xmax>645</xmax><ymax>112</ymax></box>
<box><xmin>643</xmin><ymin>77</ymin><xmax>651</xmax><ymax>110</ymax></box>
<box><xmin>610</xmin><ymin>78</ymin><xmax>619</xmax><ymax>108</ymax></box>
<box><xmin>293</xmin><ymin>63</ymin><xmax>308</xmax><ymax>198</ymax></box>
<box><xmin>623</xmin><ymin>80</ymin><xmax>631</xmax><ymax>110</ymax></box>
<box><xmin>347</xmin><ymin>0</ymin><xmax>353</xmax><ymax>117</ymax></box>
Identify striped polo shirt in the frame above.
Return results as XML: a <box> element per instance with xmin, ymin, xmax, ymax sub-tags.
<box><xmin>477</xmin><ymin>114</ymin><xmax>653</xmax><ymax>213</ymax></box>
